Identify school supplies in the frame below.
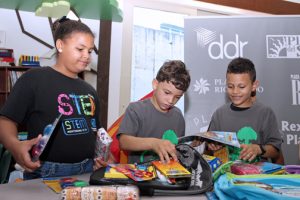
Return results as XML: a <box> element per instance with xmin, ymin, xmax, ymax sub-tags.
<box><xmin>60</xmin><ymin>185</ymin><xmax>139</xmax><ymax>200</ymax></box>
<box><xmin>94</xmin><ymin>128</ymin><xmax>112</xmax><ymax>162</ymax></box>
<box><xmin>202</xmin><ymin>154</ymin><xmax>222</xmax><ymax>172</ymax></box>
<box><xmin>212</xmin><ymin>161</ymin><xmax>234</xmax><ymax>182</ymax></box>
<box><xmin>230</xmin><ymin>161</ymin><xmax>284</xmax><ymax>175</ymax></box>
<box><xmin>286</xmin><ymin>165</ymin><xmax>300</xmax><ymax>174</ymax></box>
<box><xmin>43</xmin><ymin>177</ymin><xmax>88</xmax><ymax>194</ymax></box>
<box><xmin>231</xmin><ymin>162</ymin><xmax>261</xmax><ymax>175</ymax></box>
<box><xmin>213</xmin><ymin>146</ymin><xmax>229</xmax><ymax>164</ymax></box>
<box><xmin>19</xmin><ymin>54</ymin><xmax>40</xmax><ymax>66</ymax></box>
<box><xmin>104</xmin><ymin>164</ymin><xmax>156</xmax><ymax>181</ymax></box>
<box><xmin>254</xmin><ymin>162</ymin><xmax>284</xmax><ymax>174</ymax></box>
<box><xmin>196</xmin><ymin>131</ymin><xmax>240</xmax><ymax>148</ymax></box>
<box><xmin>104</xmin><ymin>164</ymin><xmax>128</xmax><ymax>179</ymax></box>
<box><xmin>31</xmin><ymin>113</ymin><xmax>62</xmax><ymax>162</ymax></box>
<box><xmin>214</xmin><ymin>173</ymin><xmax>300</xmax><ymax>200</ymax></box>
<box><xmin>90</xmin><ymin>144</ymin><xmax>213</xmax><ymax>196</ymax></box>
<box><xmin>152</xmin><ymin>160</ymin><xmax>191</xmax><ymax>179</ymax></box>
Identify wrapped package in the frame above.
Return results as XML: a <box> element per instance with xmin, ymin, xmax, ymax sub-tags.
<box><xmin>61</xmin><ymin>187</ymin><xmax>81</xmax><ymax>200</ymax></box>
<box><xmin>81</xmin><ymin>186</ymin><xmax>117</xmax><ymax>200</ymax></box>
<box><xmin>230</xmin><ymin>162</ymin><xmax>261</xmax><ymax>175</ymax></box>
<box><xmin>117</xmin><ymin>186</ymin><xmax>139</xmax><ymax>200</ymax></box>
<box><xmin>95</xmin><ymin>128</ymin><xmax>113</xmax><ymax>161</ymax></box>
<box><xmin>60</xmin><ymin>185</ymin><xmax>139</xmax><ymax>200</ymax></box>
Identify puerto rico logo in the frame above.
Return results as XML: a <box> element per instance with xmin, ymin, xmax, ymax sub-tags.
<box><xmin>266</xmin><ymin>35</ymin><xmax>300</xmax><ymax>58</ymax></box>
<box><xmin>193</xmin><ymin>78</ymin><xmax>210</xmax><ymax>95</ymax></box>
<box><xmin>193</xmin><ymin>78</ymin><xmax>226</xmax><ymax>95</ymax></box>
<box><xmin>193</xmin><ymin>78</ymin><xmax>264</xmax><ymax>95</ymax></box>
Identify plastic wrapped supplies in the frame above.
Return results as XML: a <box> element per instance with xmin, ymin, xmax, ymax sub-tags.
<box><xmin>60</xmin><ymin>185</ymin><xmax>139</xmax><ymax>200</ymax></box>
<box><xmin>95</xmin><ymin>128</ymin><xmax>113</xmax><ymax>161</ymax></box>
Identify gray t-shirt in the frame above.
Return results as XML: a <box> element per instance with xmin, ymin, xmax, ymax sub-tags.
<box><xmin>208</xmin><ymin>101</ymin><xmax>282</xmax><ymax>161</ymax></box>
<box><xmin>117</xmin><ymin>98</ymin><xmax>185</xmax><ymax>163</ymax></box>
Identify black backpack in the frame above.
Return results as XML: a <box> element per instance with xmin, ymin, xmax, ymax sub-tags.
<box><xmin>89</xmin><ymin>143</ymin><xmax>213</xmax><ymax>196</ymax></box>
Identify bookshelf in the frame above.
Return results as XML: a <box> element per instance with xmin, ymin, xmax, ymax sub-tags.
<box><xmin>0</xmin><ymin>66</ymin><xmax>32</xmax><ymax>109</ymax></box>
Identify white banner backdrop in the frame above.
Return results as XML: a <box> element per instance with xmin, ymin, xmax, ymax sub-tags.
<box><xmin>184</xmin><ymin>16</ymin><xmax>300</xmax><ymax>165</ymax></box>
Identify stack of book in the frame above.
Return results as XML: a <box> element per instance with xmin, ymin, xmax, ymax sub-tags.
<box><xmin>0</xmin><ymin>48</ymin><xmax>14</xmax><ymax>66</ymax></box>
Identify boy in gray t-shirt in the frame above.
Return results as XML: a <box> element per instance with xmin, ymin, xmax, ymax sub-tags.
<box><xmin>208</xmin><ymin>57</ymin><xmax>283</xmax><ymax>163</ymax></box>
<box><xmin>117</xmin><ymin>60</ymin><xmax>190</xmax><ymax>164</ymax></box>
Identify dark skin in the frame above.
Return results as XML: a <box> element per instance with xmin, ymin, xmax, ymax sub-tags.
<box><xmin>0</xmin><ymin>32</ymin><xmax>114</xmax><ymax>172</ymax></box>
<box><xmin>207</xmin><ymin>73</ymin><xmax>280</xmax><ymax>162</ymax></box>
<box><xmin>207</xmin><ymin>142</ymin><xmax>280</xmax><ymax>162</ymax></box>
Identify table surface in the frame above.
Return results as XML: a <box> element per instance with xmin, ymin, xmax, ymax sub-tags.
<box><xmin>0</xmin><ymin>173</ymin><xmax>208</xmax><ymax>200</ymax></box>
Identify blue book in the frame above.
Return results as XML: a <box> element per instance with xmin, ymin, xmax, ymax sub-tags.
<box><xmin>254</xmin><ymin>162</ymin><xmax>283</xmax><ymax>174</ymax></box>
<box><xmin>196</xmin><ymin>131</ymin><xmax>240</xmax><ymax>148</ymax></box>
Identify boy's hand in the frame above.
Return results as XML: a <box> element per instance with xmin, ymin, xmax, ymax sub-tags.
<box><xmin>11</xmin><ymin>135</ymin><xmax>42</xmax><ymax>172</ymax></box>
<box><xmin>239</xmin><ymin>144</ymin><xmax>261</xmax><ymax>162</ymax></box>
<box><xmin>207</xmin><ymin>142</ymin><xmax>223</xmax><ymax>151</ymax></box>
<box><xmin>151</xmin><ymin>138</ymin><xmax>177</xmax><ymax>163</ymax></box>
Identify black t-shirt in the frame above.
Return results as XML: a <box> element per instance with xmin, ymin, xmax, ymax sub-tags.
<box><xmin>0</xmin><ymin>67</ymin><xmax>101</xmax><ymax>163</ymax></box>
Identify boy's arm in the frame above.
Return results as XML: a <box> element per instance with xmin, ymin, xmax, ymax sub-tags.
<box><xmin>239</xmin><ymin>143</ymin><xmax>280</xmax><ymax>162</ymax></box>
<box><xmin>119</xmin><ymin>134</ymin><xmax>178</xmax><ymax>163</ymax></box>
<box><xmin>262</xmin><ymin>144</ymin><xmax>280</xmax><ymax>159</ymax></box>
<box><xmin>0</xmin><ymin>116</ymin><xmax>41</xmax><ymax>172</ymax></box>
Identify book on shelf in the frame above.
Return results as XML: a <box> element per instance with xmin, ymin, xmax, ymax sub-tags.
<box><xmin>0</xmin><ymin>48</ymin><xmax>14</xmax><ymax>58</ymax></box>
<box><xmin>195</xmin><ymin>131</ymin><xmax>241</xmax><ymax>148</ymax></box>
<box><xmin>0</xmin><ymin>48</ymin><xmax>15</xmax><ymax>66</ymax></box>
<box><xmin>8</xmin><ymin>70</ymin><xmax>26</xmax><ymax>90</ymax></box>
<box><xmin>152</xmin><ymin>160</ymin><xmax>191</xmax><ymax>178</ymax></box>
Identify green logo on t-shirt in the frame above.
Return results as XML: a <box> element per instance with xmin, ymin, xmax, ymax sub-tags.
<box><xmin>139</xmin><ymin>129</ymin><xmax>178</xmax><ymax>163</ymax></box>
<box><xmin>229</xmin><ymin>127</ymin><xmax>259</xmax><ymax>162</ymax></box>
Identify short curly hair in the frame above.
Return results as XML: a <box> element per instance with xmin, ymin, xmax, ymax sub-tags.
<box><xmin>156</xmin><ymin>60</ymin><xmax>190</xmax><ymax>92</ymax></box>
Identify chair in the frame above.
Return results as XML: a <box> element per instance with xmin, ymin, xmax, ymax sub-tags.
<box><xmin>0</xmin><ymin>148</ymin><xmax>12</xmax><ymax>184</ymax></box>
<box><xmin>108</xmin><ymin>91</ymin><xmax>153</xmax><ymax>163</ymax></box>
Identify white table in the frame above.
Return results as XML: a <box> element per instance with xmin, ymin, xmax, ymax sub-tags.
<box><xmin>0</xmin><ymin>173</ymin><xmax>208</xmax><ymax>200</ymax></box>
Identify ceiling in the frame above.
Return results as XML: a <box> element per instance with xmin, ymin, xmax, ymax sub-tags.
<box><xmin>0</xmin><ymin>0</ymin><xmax>123</xmax><ymax>21</ymax></box>
<box><xmin>195</xmin><ymin>0</ymin><xmax>300</xmax><ymax>14</ymax></box>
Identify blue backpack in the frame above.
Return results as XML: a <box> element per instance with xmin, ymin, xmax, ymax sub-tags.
<box><xmin>214</xmin><ymin>172</ymin><xmax>300</xmax><ymax>200</ymax></box>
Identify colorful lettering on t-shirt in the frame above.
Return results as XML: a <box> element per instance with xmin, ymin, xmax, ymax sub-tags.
<box><xmin>57</xmin><ymin>93</ymin><xmax>97</xmax><ymax>135</ymax></box>
<box><xmin>62</xmin><ymin>118</ymin><xmax>89</xmax><ymax>135</ymax></box>
<box><xmin>57</xmin><ymin>93</ymin><xmax>95</xmax><ymax>116</ymax></box>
